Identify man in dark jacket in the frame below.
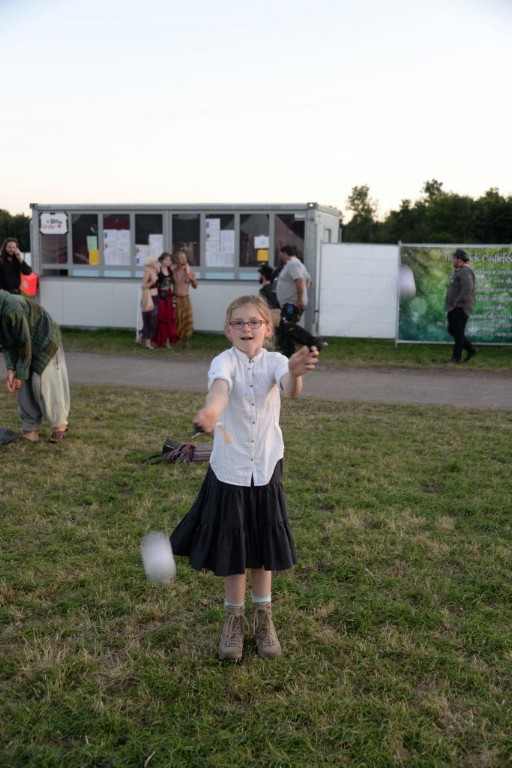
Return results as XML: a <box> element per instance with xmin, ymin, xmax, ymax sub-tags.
<box><xmin>0</xmin><ymin>238</ymin><xmax>33</xmax><ymax>294</ymax></box>
<box><xmin>444</xmin><ymin>248</ymin><xmax>477</xmax><ymax>364</ymax></box>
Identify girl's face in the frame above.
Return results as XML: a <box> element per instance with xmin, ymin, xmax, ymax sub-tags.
<box><xmin>225</xmin><ymin>303</ymin><xmax>272</xmax><ymax>359</ymax></box>
<box><xmin>161</xmin><ymin>256</ymin><xmax>172</xmax><ymax>268</ymax></box>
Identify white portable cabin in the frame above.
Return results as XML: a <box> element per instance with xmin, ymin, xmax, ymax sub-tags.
<box><xmin>30</xmin><ymin>203</ymin><xmax>341</xmax><ymax>333</ymax></box>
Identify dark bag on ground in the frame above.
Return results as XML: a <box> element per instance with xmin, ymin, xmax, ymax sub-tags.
<box><xmin>144</xmin><ymin>438</ymin><xmax>212</xmax><ymax>465</ymax></box>
<box><xmin>0</xmin><ymin>427</ymin><xmax>17</xmax><ymax>445</ymax></box>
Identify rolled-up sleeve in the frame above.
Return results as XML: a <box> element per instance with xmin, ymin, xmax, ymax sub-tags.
<box><xmin>208</xmin><ymin>351</ymin><xmax>235</xmax><ymax>393</ymax></box>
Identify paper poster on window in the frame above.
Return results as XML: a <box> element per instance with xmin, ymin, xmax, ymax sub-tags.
<box><xmin>86</xmin><ymin>235</ymin><xmax>99</xmax><ymax>265</ymax></box>
<box><xmin>104</xmin><ymin>229</ymin><xmax>130</xmax><ymax>265</ymax></box>
<box><xmin>149</xmin><ymin>234</ymin><xmax>163</xmax><ymax>258</ymax></box>
<box><xmin>136</xmin><ymin>245</ymin><xmax>150</xmax><ymax>265</ymax></box>
<box><xmin>206</xmin><ymin>218</ymin><xmax>221</xmax><ymax>242</ymax></box>
<box><xmin>256</xmin><ymin>249</ymin><xmax>269</xmax><ymax>262</ymax></box>
<box><xmin>220</xmin><ymin>230</ymin><xmax>235</xmax><ymax>266</ymax></box>
<box><xmin>205</xmin><ymin>223</ymin><xmax>220</xmax><ymax>265</ymax></box>
<box><xmin>254</xmin><ymin>235</ymin><xmax>269</xmax><ymax>249</ymax></box>
<box><xmin>40</xmin><ymin>211</ymin><xmax>68</xmax><ymax>234</ymax></box>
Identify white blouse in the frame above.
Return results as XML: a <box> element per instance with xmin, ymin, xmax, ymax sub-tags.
<box><xmin>207</xmin><ymin>346</ymin><xmax>290</xmax><ymax>487</ymax></box>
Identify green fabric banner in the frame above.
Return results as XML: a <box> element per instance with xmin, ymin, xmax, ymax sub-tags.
<box><xmin>397</xmin><ymin>245</ymin><xmax>512</xmax><ymax>344</ymax></box>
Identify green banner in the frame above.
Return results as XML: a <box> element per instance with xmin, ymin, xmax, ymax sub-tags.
<box><xmin>397</xmin><ymin>245</ymin><xmax>512</xmax><ymax>344</ymax></box>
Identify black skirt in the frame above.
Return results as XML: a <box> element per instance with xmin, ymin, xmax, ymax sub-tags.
<box><xmin>170</xmin><ymin>460</ymin><xmax>297</xmax><ymax>577</ymax></box>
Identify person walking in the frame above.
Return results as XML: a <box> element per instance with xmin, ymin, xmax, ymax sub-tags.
<box><xmin>170</xmin><ymin>295</ymin><xmax>319</xmax><ymax>661</ymax></box>
<box><xmin>172</xmin><ymin>249</ymin><xmax>198</xmax><ymax>348</ymax></box>
<box><xmin>0</xmin><ymin>290</ymin><xmax>70</xmax><ymax>443</ymax></box>
<box><xmin>444</xmin><ymin>248</ymin><xmax>477</xmax><ymax>364</ymax></box>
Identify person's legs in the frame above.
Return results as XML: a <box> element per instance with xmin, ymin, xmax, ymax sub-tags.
<box><xmin>278</xmin><ymin>317</ymin><xmax>296</xmax><ymax>358</ymax></box>
<box><xmin>251</xmin><ymin>568</ymin><xmax>281</xmax><ymax>659</ymax></box>
<box><xmin>34</xmin><ymin>348</ymin><xmax>70</xmax><ymax>440</ymax></box>
<box><xmin>16</xmin><ymin>373</ymin><xmax>42</xmax><ymax>441</ymax></box>
<box><xmin>219</xmin><ymin>573</ymin><xmax>247</xmax><ymax>661</ymax></box>
<box><xmin>176</xmin><ymin>296</ymin><xmax>193</xmax><ymax>345</ymax></box>
<box><xmin>447</xmin><ymin>308</ymin><xmax>466</xmax><ymax>361</ymax></box>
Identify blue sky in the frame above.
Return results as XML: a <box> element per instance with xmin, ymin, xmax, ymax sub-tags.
<box><xmin>2</xmin><ymin>0</ymin><xmax>511</xmax><ymax>220</ymax></box>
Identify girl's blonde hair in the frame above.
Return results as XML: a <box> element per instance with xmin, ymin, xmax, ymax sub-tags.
<box><xmin>224</xmin><ymin>295</ymin><xmax>274</xmax><ymax>346</ymax></box>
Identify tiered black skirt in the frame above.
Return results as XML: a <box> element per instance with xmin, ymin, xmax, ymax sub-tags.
<box><xmin>170</xmin><ymin>460</ymin><xmax>297</xmax><ymax>576</ymax></box>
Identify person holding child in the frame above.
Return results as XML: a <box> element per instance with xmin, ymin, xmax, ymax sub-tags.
<box><xmin>138</xmin><ymin>257</ymin><xmax>160</xmax><ymax>349</ymax></box>
<box><xmin>170</xmin><ymin>295</ymin><xmax>319</xmax><ymax>661</ymax></box>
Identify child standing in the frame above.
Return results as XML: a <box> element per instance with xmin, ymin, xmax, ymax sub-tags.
<box><xmin>170</xmin><ymin>295</ymin><xmax>318</xmax><ymax>661</ymax></box>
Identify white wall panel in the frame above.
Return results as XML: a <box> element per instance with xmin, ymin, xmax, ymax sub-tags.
<box><xmin>318</xmin><ymin>244</ymin><xmax>399</xmax><ymax>338</ymax></box>
<box><xmin>40</xmin><ymin>279</ymin><xmax>259</xmax><ymax>333</ymax></box>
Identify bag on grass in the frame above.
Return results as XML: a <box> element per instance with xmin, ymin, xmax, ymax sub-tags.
<box><xmin>144</xmin><ymin>437</ymin><xmax>213</xmax><ymax>465</ymax></box>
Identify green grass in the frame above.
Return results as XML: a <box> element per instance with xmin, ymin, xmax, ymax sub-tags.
<box><xmin>60</xmin><ymin>328</ymin><xmax>512</xmax><ymax>371</ymax></box>
<box><xmin>1</xmin><ymin>382</ymin><xmax>511</xmax><ymax>767</ymax></box>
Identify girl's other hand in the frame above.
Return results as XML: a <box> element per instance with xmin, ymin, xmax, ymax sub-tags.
<box><xmin>288</xmin><ymin>345</ymin><xmax>319</xmax><ymax>377</ymax></box>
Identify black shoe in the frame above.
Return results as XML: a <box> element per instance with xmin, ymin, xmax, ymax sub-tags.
<box><xmin>463</xmin><ymin>348</ymin><xmax>478</xmax><ymax>363</ymax></box>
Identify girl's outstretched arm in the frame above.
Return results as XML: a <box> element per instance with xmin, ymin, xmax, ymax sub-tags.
<box><xmin>281</xmin><ymin>346</ymin><xmax>319</xmax><ymax>398</ymax></box>
<box><xmin>194</xmin><ymin>379</ymin><xmax>229</xmax><ymax>434</ymax></box>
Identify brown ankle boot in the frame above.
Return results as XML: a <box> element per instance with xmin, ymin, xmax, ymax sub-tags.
<box><xmin>218</xmin><ymin>605</ymin><xmax>245</xmax><ymax>661</ymax></box>
<box><xmin>252</xmin><ymin>602</ymin><xmax>281</xmax><ymax>659</ymax></box>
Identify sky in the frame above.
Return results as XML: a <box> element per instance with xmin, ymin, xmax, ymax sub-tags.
<box><xmin>2</xmin><ymin>0</ymin><xmax>512</xmax><ymax>221</ymax></box>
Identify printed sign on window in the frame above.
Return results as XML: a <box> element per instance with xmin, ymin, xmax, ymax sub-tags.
<box><xmin>40</xmin><ymin>212</ymin><xmax>68</xmax><ymax>234</ymax></box>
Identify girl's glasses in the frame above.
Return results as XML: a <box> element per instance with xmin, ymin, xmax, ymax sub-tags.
<box><xmin>229</xmin><ymin>319</ymin><xmax>264</xmax><ymax>330</ymax></box>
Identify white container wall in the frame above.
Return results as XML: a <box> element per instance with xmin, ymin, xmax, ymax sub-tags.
<box><xmin>318</xmin><ymin>243</ymin><xmax>399</xmax><ymax>338</ymax></box>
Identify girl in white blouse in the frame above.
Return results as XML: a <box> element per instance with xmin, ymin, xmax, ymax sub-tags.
<box><xmin>171</xmin><ymin>295</ymin><xmax>318</xmax><ymax>661</ymax></box>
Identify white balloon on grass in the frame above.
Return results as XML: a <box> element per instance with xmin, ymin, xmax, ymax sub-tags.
<box><xmin>140</xmin><ymin>531</ymin><xmax>176</xmax><ymax>584</ymax></box>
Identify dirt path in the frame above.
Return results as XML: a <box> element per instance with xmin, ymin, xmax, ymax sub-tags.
<box><xmin>60</xmin><ymin>353</ymin><xmax>512</xmax><ymax>409</ymax></box>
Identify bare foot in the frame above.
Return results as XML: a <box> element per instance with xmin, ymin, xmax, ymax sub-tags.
<box><xmin>22</xmin><ymin>431</ymin><xmax>40</xmax><ymax>444</ymax></box>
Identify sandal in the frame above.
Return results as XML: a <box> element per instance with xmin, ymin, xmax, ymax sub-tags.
<box><xmin>48</xmin><ymin>428</ymin><xmax>68</xmax><ymax>444</ymax></box>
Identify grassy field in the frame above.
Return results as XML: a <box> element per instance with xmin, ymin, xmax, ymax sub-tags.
<box><xmin>60</xmin><ymin>328</ymin><xmax>512</xmax><ymax>371</ymax></box>
<box><xmin>1</xmin><ymin>374</ymin><xmax>511</xmax><ymax>767</ymax></box>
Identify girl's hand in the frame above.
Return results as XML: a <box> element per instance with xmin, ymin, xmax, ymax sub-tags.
<box><xmin>288</xmin><ymin>345</ymin><xmax>319</xmax><ymax>377</ymax></box>
<box><xmin>194</xmin><ymin>407</ymin><xmax>220</xmax><ymax>435</ymax></box>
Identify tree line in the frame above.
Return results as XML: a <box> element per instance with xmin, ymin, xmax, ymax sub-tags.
<box><xmin>2</xmin><ymin>181</ymin><xmax>511</xmax><ymax>251</ymax></box>
<box><xmin>341</xmin><ymin>179</ymin><xmax>512</xmax><ymax>244</ymax></box>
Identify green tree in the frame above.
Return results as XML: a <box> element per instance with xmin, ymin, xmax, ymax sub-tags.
<box><xmin>359</xmin><ymin>180</ymin><xmax>512</xmax><ymax>245</ymax></box>
<box><xmin>422</xmin><ymin>179</ymin><xmax>444</xmax><ymax>201</ymax></box>
<box><xmin>0</xmin><ymin>209</ymin><xmax>31</xmax><ymax>251</ymax></box>
<box><xmin>471</xmin><ymin>188</ymin><xmax>512</xmax><ymax>243</ymax></box>
<box><xmin>379</xmin><ymin>198</ymin><xmax>428</xmax><ymax>244</ymax></box>
<box><xmin>343</xmin><ymin>185</ymin><xmax>379</xmax><ymax>242</ymax></box>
